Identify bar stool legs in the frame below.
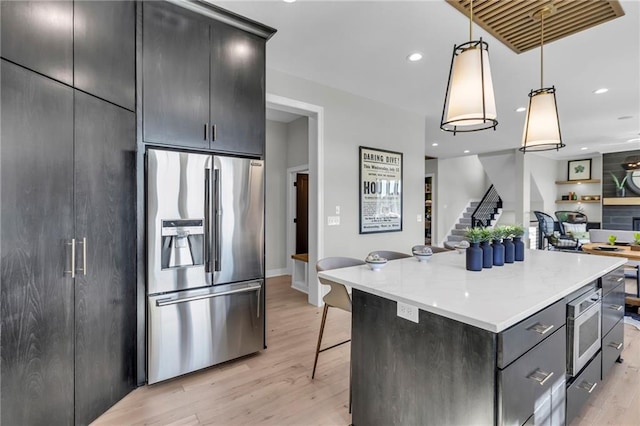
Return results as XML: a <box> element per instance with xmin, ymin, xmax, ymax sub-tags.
<box><xmin>312</xmin><ymin>304</ymin><xmax>329</xmax><ymax>379</ymax></box>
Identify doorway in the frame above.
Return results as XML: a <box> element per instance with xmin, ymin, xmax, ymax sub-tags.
<box><xmin>295</xmin><ymin>172</ymin><xmax>309</xmax><ymax>254</ymax></box>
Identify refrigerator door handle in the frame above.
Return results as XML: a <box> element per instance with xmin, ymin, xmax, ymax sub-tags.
<box><xmin>214</xmin><ymin>168</ymin><xmax>222</xmax><ymax>271</ymax></box>
<box><xmin>155</xmin><ymin>283</ymin><xmax>262</xmax><ymax>307</ymax></box>
<box><xmin>204</xmin><ymin>168</ymin><xmax>212</xmax><ymax>273</ymax></box>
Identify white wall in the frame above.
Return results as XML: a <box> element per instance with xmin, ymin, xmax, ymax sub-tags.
<box><xmin>267</xmin><ymin>69</ymin><xmax>425</xmax><ymax>260</ymax></box>
<box><xmin>434</xmin><ymin>155</ymin><xmax>488</xmax><ymax>245</ymax></box>
<box><xmin>528</xmin><ymin>154</ymin><xmax>558</xmax><ymax>220</ymax></box>
<box><xmin>287</xmin><ymin>116</ymin><xmax>309</xmax><ymax>168</ymax></box>
<box><xmin>265</xmin><ymin>120</ymin><xmax>288</xmax><ymax>275</ymax></box>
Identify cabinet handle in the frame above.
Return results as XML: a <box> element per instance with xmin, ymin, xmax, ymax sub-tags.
<box><xmin>212</xmin><ymin>124</ymin><xmax>217</xmax><ymax>142</ymax></box>
<box><xmin>616</xmin><ymin>277</ymin><xmax>624</xmax><ymax>283</ymax></box>
<box><xmin>608</xmin><ymin>304</ymin><xmax>623</xmax><ymax>311</ymax></box>
<box><xmin>527</xmin><ymin>323</ymin><xmax>554</xmax><ymax>335</ymax></box>
<box><xmin>527</xmin><ymin>369</ymin><xmax>554</xmax><ymax>386</ymax></box>
<box><xmin>76</xmin><ymin>237</ymin><xmax>87</xmax><ymax>275</ymax></box>
<box><xmin>204</xmin><ymin>123</ymin><xmax>208</xmax><ymax>141</ymax></box>
<box><xmin>64</xmin><ymin>239</ymin><xmax>76</xmax><ymax>278</ymax></box>
<box><xmin>608</xmin><ymin>341</ymin><xmax>623</xmax><ymax>350</ymax></box>
<box><xmin>578</xmin><ymin>381</ymin><xmax>597</xmax><ymax>394</ymax></box>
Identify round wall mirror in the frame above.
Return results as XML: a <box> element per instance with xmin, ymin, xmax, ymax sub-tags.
<box><xmin>627</xmin><ymin>170</ymin><xmax>640</xmax><ymax>195</ymax></box>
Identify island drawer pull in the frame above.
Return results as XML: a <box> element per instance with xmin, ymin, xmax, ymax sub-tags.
<box><xmin>578</xmin><ymin>381</ymin><xmax>597</xmax><ymax>394</ymax></box>
<box><xmin>608</xmin><ymin>304</ymin><xmax>623</xmax><ymax>311</ymax></box>
<box><xmin>616</xmin><ymin>276</ymin><xmax>624</xmax><ymax>283</ymax></box>
<box><xmin>608</xmin><ymin>341</ymin><xmax>623</xmax><ymax>350</ymax></box>
<box><xmin>527</xmin><ymin>323</ymin><xmax>554</xmax><ymax>335</ymax></box>
<box><xmin>527</xmin><ymin>369</ymin><xmax>554</xmax><ymax>386</ymax></box>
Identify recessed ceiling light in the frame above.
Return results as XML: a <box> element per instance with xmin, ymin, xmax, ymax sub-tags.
<box><xmin>627</xmin><ymin>138</ymin><xmax>640</xmax><ymax>143</ymax></box>
<box><xmin>618</xmin><ymin>115</ymin><xmax>633</xmax><ymax>120</ymax></box>
<box><xmin>463</xmin><ymin>150</ymin><xmax>470</xmax><ymax>154</ymax></box>
<box><xmin>407</xmin><ymin>52</ymin><xmax>423</xmax><ymax>62</ymax></box>
<box><xmin>432</xmin><ymin>142</ymin><xmax>439</xmax><ymax>147</ymax></box>
<box><xmin>515</xmin><ymin>107</ymin><xmax>526</xmax><ymax>112</ymax></box>
<box><xmin>593</xmin><ymin>88</ymin><xmax>608</xmax><ymax>94</ymax></box>
<box><xmin>283</xmin><ymin>0</ymin><xmax>296</xmax><ymax>3</ymax></box>
<box><xmin>581</xmin><ymin>147</ymin><xmax>588</xmax><ymax>150</ymax></box>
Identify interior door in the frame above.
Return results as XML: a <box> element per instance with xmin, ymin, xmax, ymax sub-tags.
<box><xmin>73</xmin><ymin>90</ymin><xmax>137</xmax><ymax>425</ymax></box>
<box><xmin>295</xmin><ymin>173</ymin><xmax>309</xmax><ymax>254</ymax></box>
<box><xmin>1</xmin><ymin>59</ymin><xmax>75</xmax><ymax>425</ymax></box>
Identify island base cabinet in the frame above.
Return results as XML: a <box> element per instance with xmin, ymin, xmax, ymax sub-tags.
<box><xmin>567</xmin><ymin>352</ymin><xmax>602</xmax><ymax>424</ymax></box>
<box><xmin>498</xmin><ymin>327</ymin><xmax>566</xmax><ymax>426</ymax></box>
<box><xmin>601</xmin><ymin>318</ymin><xmax>624</xmax><ymax>379</ymax></box>
<box><xmin>351</xmin><ymin>290</ymin><xmax>497</xmax><ymax>426</ymax></box>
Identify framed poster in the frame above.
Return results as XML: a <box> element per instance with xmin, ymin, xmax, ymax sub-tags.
<box><xmin>568</xmin><ymin>159</ymin><xmax>592</xmax><ymax>181</ymax></box>
<box><xmin>359</xmin><ymin>146</ymin><xmax>403</xmax><ymax>234</ymax></box>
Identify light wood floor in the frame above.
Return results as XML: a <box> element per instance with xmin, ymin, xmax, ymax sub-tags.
<box><xmin>93</xmin><ymin>276</ymin><xmax>640</xmax><ymax>425</ymax></box>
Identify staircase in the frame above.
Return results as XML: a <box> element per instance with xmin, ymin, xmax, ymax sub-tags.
<box><xmin>446</xmin><ymin>186</ymin><xmax>503</xmax><ymax>243</ymax></box>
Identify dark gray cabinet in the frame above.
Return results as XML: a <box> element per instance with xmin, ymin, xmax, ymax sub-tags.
<box><xmin>74</xmin><ymin>0</ymin><xmax>136</xmax><ymax>110</ymax></box>
<box><xmin>73</xmin><ymin>91</ymin><xmax>137</xmax><ymax>425</ymax></box>
<box><xmin>142</xmin><ymin>1</ymin><xmax>210</xmax><ymax>149</ymax></box>
<box><xmin>1</xmin><ymin>59</ymin><xmax>75</xmax><ymax>426</ymax></box>
<box><xmin>142</xmin><ymin>1</ymin><xmax>270</xmax><ymax>156</ymax></box>
<box><xmin>210</xmin><ymin>21</ymin><xmax>266</xmax><ymax>156</ymax></box>
<box><xmin>0</xmin><ymin>1</ymin><xmax>73</xmax><ymax>85</ymax></box>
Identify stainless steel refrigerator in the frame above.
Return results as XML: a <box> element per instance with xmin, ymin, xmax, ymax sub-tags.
<box><xmin>146</xmin><ymin>148</ymin><xmax>264</xmax><ymax>384</ymax></box>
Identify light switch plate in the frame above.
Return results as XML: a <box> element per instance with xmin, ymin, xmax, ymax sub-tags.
<box><xmin>336</xmin><ymin>206</ymin><xmax>340</xmax><ymax>215</ymax></box>
<box><xmin>397</xmin><ymin>302</ymin><xmax>419</xmax><ymax>323</ymax></box>
<box><xmin>328</xmin><ymin>216</ymin><xmax>340</xmax><ymax>226</ymax></box>
<box><xmin>417</xmin><ymin>214</ymin><xmax>422</xmax><ymax>222</ymax></box>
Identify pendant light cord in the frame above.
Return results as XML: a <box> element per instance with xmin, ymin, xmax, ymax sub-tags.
<box><xmin>469</xmin><ymin>0</ymin><xmax>473</xmax><ymax>41</ymax></box>
<box><xmin>540</xmin><ymin>13</ymin><xmax>544</xmax><ymax>88</ymax></box>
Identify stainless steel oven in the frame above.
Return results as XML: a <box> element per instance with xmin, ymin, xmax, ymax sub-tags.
<box><xmin>567</xmin><ymin>287</ymin><xmax>602</xmax><ymax>376</ymax></box>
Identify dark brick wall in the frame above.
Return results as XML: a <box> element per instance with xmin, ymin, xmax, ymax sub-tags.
<box><xmin>602</xmin><ymin>150</ymin><xmax>640</xmax><ymax>230</ymax></box>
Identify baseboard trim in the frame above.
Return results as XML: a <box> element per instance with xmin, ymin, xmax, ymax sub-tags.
<box><xmin>266</xmin><ymin>268</ymin><xmax>289</xmax><ymax>278</ymax></box>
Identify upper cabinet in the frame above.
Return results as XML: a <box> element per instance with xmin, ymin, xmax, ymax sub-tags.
<box><xmin>142</xmin><ymin>1</ymin><xmax>274</xmax><ymax>156</ymax></box>
<box><xmin>210</xmin><ymin>21</ymin><xmax>266</xmax><ymax>156</ymax></box>
<box><xmin>1</xmin><ymin>1</ymin><xmax>74</xmax><ymax>85</ymax></box>
<box><xmin>74</xmin><ymin>1</ymin><xmax>136</xmax><ymax>110</ymax></box>
<box><xmin>142</xmin><ymin>2</ymin><xmax>211</xmax><ymax>149</ymax></box>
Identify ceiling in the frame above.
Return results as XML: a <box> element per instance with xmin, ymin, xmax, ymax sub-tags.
<box><xmin>213</xmin><ymin>0</ymin><xmax>640</xmax><ymax>159</ymax></box>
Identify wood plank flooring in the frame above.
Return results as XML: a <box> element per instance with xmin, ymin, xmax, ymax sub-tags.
<box><xmin>93</xmin><ymin>275</ymin><xmax>640</xmax><ymax>425</ymax></box>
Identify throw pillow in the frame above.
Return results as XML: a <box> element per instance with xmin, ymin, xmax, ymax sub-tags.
<box><xmin>563</xmin><ymin>222</ymin><xmax>587</xmax><ymax>236</ymax></box>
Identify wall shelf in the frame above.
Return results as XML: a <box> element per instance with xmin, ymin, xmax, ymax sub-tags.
<box><xmin>555</xmin><ymin>179</ymin><xmax>601</xmax><ymax>185</ymax></box>
<box><xmin>556</xmin><ymin>200</ymin><xmax>601</xmax><ymax>204</ymax></box>
<box><xmin>603</xmin><ymin>197</ymin><xmax>640</xmax><ymax>206</ymax></box>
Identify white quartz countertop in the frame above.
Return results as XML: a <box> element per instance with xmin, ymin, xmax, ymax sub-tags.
<box><xmin>317</xmin><ymin>249</ymin><xmax>626</xmax><ymax>333</ymax></box>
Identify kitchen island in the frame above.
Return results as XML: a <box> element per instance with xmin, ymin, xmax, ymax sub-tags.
<box><xmin>318</xmin><ymin>249</ymin><xmax>626</xmax><ymax>425</ymax></box>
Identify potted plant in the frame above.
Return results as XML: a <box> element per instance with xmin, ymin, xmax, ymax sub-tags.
<box><xmin>512</xmin><ymin>225</ymin><xmax>526</xmax><ymax>261</ymax></box>
<box><xmin>611</xmin><ymin>172</ymin><xmax>628</xmax><ymax>197</ymax></box>
<box><xmin>491</xmin><ymin>226</ymin><xmax>505</xmax><ymax>267</ymax></box>
<box><xmin>464</xmin><ymin>227</ymin><xmax>484</xmax><ymax>271</ymax></box>
<box><xmin>479</xmin><ymin>227</ymin><xmax>493</xmax><ymax>269</ymax></box>
<box><xmin>632</xmin><ymin>233</ymin><xmax>640</xmax><ymax>252</ymax></box>
<box><xmin>502</xmin><ymin>225</ymin><xmax>515</xmax><ymax>264</ymax></box>
<box><xmin>608</xmin><ymin>235</ymin><xmax>617</xmax><ymax>246</ymax></box>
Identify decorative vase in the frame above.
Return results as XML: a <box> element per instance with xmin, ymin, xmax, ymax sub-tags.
<box><xmin>481</xmin><ymin>241</ymin><xmax>493</xmax><ymax>269</ymax></box>
<box><xmin>514</xmin><ymin>237</ymin><xmax>525</xmax><ymax>261</ymax></box>
<box><xmin>616</xmin><ymin>187</ymin><xmax>626</xmax><ymax>197</ymax></box>
<box><xmin>466</xmin><ymin>242</ymin><xmax>483</xmax><ymax>271</ymax></box>
<box><xmin>504</xmin><ymin>238</ymin><xmax>515</xmax><ymax>263</ymax></box>
<box><xmin>492</xmin><ymin>239</ymin><xmax>504</xmax><ymax>266</ymax></box>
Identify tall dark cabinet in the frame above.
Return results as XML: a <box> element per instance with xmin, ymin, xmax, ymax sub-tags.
<box><xmin>1</xmin><ymin>1</ymin><xmax>136</xmax><ymax>425</ymax></box>
<box><xmin>142</xmin><ymin>1</ymin><xmax>268</xmax><ymax>156</ymax></box>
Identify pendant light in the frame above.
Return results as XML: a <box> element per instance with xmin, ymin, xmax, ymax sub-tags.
<box><xmin>440</xmin><ymin>0</ymin><xmax>497</xmax><ymax>134</ymax></box>
<box><xmin>520</xmin><ymin>6</ymin><xmax>564</xmax><ymax>153</ymax></box>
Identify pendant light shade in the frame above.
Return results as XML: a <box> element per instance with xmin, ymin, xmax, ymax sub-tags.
<box><xmin>520</xmin><ymin>7</ymin><xmax>564</xmax><ymax>153</ymax></box>
<box><xmin>441</xmin><ymin>40</ymin><xmax>498</xmax><ymax>133</ymax></box>
<box><xmin>521</xmin><ymin>87</ymin><xmax>564</xmax><ymax>152</ymax></box>
<box><xmin>440</xmin><ymin>0</ymin><xmax>497</xmax><ymax>134</ymax></box>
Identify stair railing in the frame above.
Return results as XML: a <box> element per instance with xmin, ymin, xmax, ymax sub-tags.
<box><xmin>471</xmin><ymin>185</ymin><xmax>502</xmax><ymax>228</ymax></box>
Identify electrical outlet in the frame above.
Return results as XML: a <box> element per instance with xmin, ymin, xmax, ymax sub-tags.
<box><xmin>327</xmin><ymin>216</ymin><xmax>340</xmax><ymax>226</ymax></box>
<box><xmin>336</xmin><ymin>206</ymin><xmax>340</xmax><ymax>215</ymax></box>
<box><xmin>397</xmin><ymin>302</ymin><xmax>419</xmax><ymax>323</ymax></box>
<box><xmin>417</xmin><ymin>214</ymin><xmax>422</xmax><ymax>222</ymax></box>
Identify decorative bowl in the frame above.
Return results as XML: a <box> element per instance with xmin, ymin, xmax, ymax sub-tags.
<box><xmin>365</xmin><ymin>254</ymin><xmax>387</xmax><ymax>271</ymax></box>
<box><xmin>412</xmin><ymin>247</ymin><xmax>433</xmax><ymax>262</ymax></box>
<box><xmin>454</xmin><ymin>241</ymin><xmax>470</xmax><ymax>254</ymax></box>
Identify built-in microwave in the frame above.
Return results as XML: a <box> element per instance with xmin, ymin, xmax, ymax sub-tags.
<box><xmin>566</xmin><ymin>287</ymin><xmax>602</xmax><ymax>377</ymax></box>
